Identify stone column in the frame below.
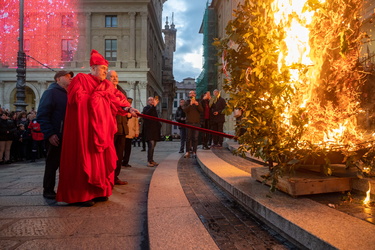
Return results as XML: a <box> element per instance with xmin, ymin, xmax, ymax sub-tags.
<box><xmin>140</xmin><ymin>12</ymin><xmax>148</xmax><ymax>68</ymax></box>
<box><xmin>128</xmin><ymin>12</ymin><xmax>136</xmax><ymax>68</ymax></box>
<box><xmin>0</xmin><ymin>82</ymin><xmax>4</xmax><ymax>108</ymax></box>
<box><xmin>85</xmin><ymin>12</ymin><xmax>92</xmax><ymax>67</ymax></box>
<box><xmin>137</xmin><ymin>81</ymin><xmax>148</xmax><ymax>110</ymax></box>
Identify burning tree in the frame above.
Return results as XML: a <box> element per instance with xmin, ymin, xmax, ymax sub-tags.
<box><xmin>216</xmin><ymin>0</ymin><xmax>374</xmax><ymax>188</ymax></box>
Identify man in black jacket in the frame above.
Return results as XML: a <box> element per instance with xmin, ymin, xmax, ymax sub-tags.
<box><xmin>175</xmin><ymin>99</ymin><xmax>186</xmax><ymax>153</ymax></box>
<box><xmin>210</xmin><ymin>89</ymin><xmax>227</xmax><ymax>147</ymax></box>
<box><xmin>107</xmin><ymin>70</ymin><xmax>129</xmax><ymax>185</ymax></box>
<box><xmin>37</xmin><ymin>70</ymin><xmax>73</xmax><ymax>199</ymax></box>
<box><xmin>142</xmin><ymin>96</ymin><xmax>161</xmax><ymax>167</ymax></box>
<box><xmin>183</xmin><ymin>90</ymin><xmax>203</xmax><ymax>158</ymax></box>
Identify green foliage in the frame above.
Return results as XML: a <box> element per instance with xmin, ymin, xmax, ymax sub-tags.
<box><xmin>216</xmin><ymin>0</ymin><xmax>369</xmax><ymax>190</ymax></box>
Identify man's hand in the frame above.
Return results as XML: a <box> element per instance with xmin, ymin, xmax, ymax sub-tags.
<box><xmin>49</xmin><ymin>134</ymin><xmax>59</xmax><ymax>147</ymax></box>
<box><xmin>129</xmin><ymin>107</ymin><xmax>139</xmax><ymax>117</ymax></box>
<box><xmin>213</xmin><ymin>112</ymin><xmax>218</xmax><ymax>115</ymax></box>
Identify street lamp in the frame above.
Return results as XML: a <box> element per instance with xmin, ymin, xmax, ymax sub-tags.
<box><xmin>15</xmin><ymin>0</ymin><xmax>28</xmax><ymax>112</ymax></box>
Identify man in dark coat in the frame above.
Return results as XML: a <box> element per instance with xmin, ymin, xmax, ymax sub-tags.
<box><xmin>210</xmin><ymin>89</ymin><xmax>227</xmax><ymax>147</ymax></box>
<box><xmin>175</xmin><ymin>99</ymin><xmax>186</xmax><ymax>153</ymax></box>
<box><xmin>107</xmin><ymin>70</ymin><xmax>129</xmax><ymax>185</ymax></box>
<box><xmin>183</xmin><ymin>90</ymin><xmax>203</xmax><ymax>158</ymax></box>
<box><xmin>142</xmin><ymin>96</ymin><xmax>161</xmax><ymax>167</ymax></box>
<box><xmin>37</xmin><ymin>70</ymin><xmax>73</xmax><ymax>199</ymax></box>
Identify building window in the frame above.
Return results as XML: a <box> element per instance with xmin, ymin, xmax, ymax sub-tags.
<box><xmin>174</xmin><ymin>100</ymin><xmax>178</xmax><ymax>108</ymax></box>
<box><xmin>105</xmin><ymin>39</ymin><xmax>117</xmax><ymax>61</ymax></box>
<box><xmin>62</xmin><ymin>15</ymin><xmax>74</xmax><ymax>27</ymax></box>
<box><xmin>105</xmin><ymin>15</ymin><xmax>118</xmax><ymax>27</ymax></box>
<box><xmin>61</xmin><ymin>39</ymin><xmax>74</xmax><ymax>61</ymax></box>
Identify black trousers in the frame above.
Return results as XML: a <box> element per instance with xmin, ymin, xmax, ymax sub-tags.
<box><xmin>114</xmin><ymin>134</ymin><xmax>126</xmax><ymax>180</ymax></box>
<box><xmin>211</xmin><ymin>121</ymin><xmax>224</xmax><ymax>145</ymax></box>
<box><xmin>122</xmin><ymin>138</ymin><xmax>133</xmax><ymax>165</ymax></box>
<box><xmin>201</xmin><ymin>119</ymin><xmax>211</xmax><ymax>147</ymax></box>
<box><xmin>43</xmin><ymin>141</ymin><xmax>61</xmax><ymax>192</ymax></box>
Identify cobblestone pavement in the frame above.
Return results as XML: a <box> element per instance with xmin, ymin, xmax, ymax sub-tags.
<box><xmin>0</xmin><ymin>141</ymin><xmax>179</xmax><ymax>250</ymax></box>
<box><xmin>211</xmin><ymin>146</ymin><xmax>375</xmax><ymax>226</ymax></box>
<box><xmin>178</xmin><ymin>156</ymin><xmax>298</xmax><ymax>250</ymax></box>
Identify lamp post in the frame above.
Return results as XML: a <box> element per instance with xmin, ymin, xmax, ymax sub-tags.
<box><xmin>15</xmin><ymin>0</ymin><xmax>28</xmax><ymax>112</ymax></box>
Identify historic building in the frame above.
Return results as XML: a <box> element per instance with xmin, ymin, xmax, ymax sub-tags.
<box><xmin>197</xmin><ymin>0</ymin><xmax>244</xmax><ymax>135</ymax></box>
<box><xmin>0</xmin><ymin>0</ymin><xmax>175</xmax><ymax>135</ymax></box>
<box><xmin>171</xmin><ymin>77</ymin><xmax>196</xmax><ymax>136</ymax></box>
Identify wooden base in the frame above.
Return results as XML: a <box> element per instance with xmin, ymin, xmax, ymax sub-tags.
<box><xmin>251</xmin><ymin>167</ymin><xmax>352</xmax><ymax>197</ymax></box>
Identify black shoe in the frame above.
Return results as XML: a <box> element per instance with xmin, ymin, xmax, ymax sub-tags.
<box><xmin>92</xmin><ymin>196</ymin><xmax>108</xmax><ymax>202</ymax></box>
<box><xmin>125</xmin><ymin>164</ymin><xmax>132</xmax><ymax>167</ymax></box>
<box><xmin>72</xmin><ymin>201</ymin><xmax>95</xmax><ymax>207</ymax></box>
<box><xmin>179</xmin><ymin>150</ymin><xmax>184</xmax><ymax>153</ymax></box>
<box><xmin>43</xmin><ymin>190</ymin><xmax>56</xmax><ymax>199</ymax></box>
<box><xmin>141</xmin><ymin>149</ymin><xmax>146</xmax><ymax>152</ymax></box>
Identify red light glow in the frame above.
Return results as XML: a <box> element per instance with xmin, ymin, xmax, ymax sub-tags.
<box><xmin>0</xmin><ymin>0</ymin><xmax>79</xmax><ymax>68</ymax></box>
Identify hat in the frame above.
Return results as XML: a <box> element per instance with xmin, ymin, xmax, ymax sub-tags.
<box><xmin>54</xmin><ymin>71</ymin><xmax>74</xmax><ymax>81</ymax></box>
<box><xmin>90</xmin><ymin>49</ymin><xmax>108</xmax><ymax>67</ymax></box>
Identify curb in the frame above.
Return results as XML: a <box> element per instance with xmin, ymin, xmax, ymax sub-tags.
<box><xmin>147</xmin><ymin>152</ymin><xmax>218</xmax><ymax>250</ymax></box>
<box><xmin>196</xmin><ymin>146</ymin><xmax>375</xmax><ymax>250</ymax></box>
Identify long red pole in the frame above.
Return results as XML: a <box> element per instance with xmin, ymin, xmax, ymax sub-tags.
<box><xmin>137</xmin><ymin>113</ymin><xmax>237</xmax><ymax>139</ymax></box>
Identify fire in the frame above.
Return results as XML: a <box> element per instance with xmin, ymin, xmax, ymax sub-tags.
<box><xmin>363</xmin><ymin>182</ymin><xmax>371</xmax><ymax>206</ymax></box>
<box><xmin>271</xmin><ymin>0</ymin><xmax>366</xmax><ymax>150</ymax></box>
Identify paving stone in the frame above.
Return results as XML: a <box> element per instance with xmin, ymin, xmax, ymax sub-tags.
<box><xmin>178</xmin><ymin>157</ymin><xmax>295</xmax><ymax>249</ymax></box>
<box><xmin>15</xmin><ymin>236</ymin><xmax>142</xmax><ymax>250</ymax></box>
<box><xmin>0</xmin><ymin>217</ymin><xmax>83</xmax><ymax>237</ymax></box>
<box><xmin>0</xmin><ymin>141</ymin><xmax>181</xmax><ymax>249</ymax></box>
<box><xmin>0</xmin><ymin>206</ymin><xmax>79</xmax><ymax>219</ymax></box>
<box><xmin>0</xmin><ymin>239</ymin><xmax>19</xmax><ymax>249</ymax></box>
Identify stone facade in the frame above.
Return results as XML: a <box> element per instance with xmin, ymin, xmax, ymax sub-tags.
<box><xmin>171</xmin><ymin>77</ymin><xmax>196</xmax><ymax>136</ymax></box>
<box><xmin>0</xmin><ymin>0</ymin><xmax>173</xmax><ymax>124</ymax></box>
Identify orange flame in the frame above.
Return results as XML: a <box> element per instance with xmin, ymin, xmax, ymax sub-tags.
<box><xmin>363</xmin><ymin>182</ymin><xmax>371</xmax><ymax>206</ymax></box>
<box><xmin>272</xmin><ymin>0</ymin><xmax>366</xmax><ymax>150</ymax></box>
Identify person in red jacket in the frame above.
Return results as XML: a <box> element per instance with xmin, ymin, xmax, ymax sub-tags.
<box><xmin>28</xmin><ymin>118</ymin><xmax>45</xmax><ymax>162</ymax></box>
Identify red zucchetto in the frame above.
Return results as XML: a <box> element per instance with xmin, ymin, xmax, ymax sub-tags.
<box><xmin>90</xmin><ymin>49</ymin><xmax>109</xmax><ymax>67</ymax></box>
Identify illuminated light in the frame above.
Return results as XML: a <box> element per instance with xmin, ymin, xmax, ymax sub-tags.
<box><xmin>0</xmin><ymin>0</ymin><xmax>79</xmax><ymax>68</ymax></box>
<box><xmin>363</xmin><ymin>182</ymin><xmax>371</xmax><ymax>206</ymax></box>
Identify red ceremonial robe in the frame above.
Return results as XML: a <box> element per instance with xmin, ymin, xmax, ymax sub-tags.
<box><xmin>56</xmin><ymin>73</ymin><xmax>129</xmax><ymax>203</ymax></box>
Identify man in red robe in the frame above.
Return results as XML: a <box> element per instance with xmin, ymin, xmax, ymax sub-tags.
<box><xmin>56</xmin><ymin>50</ymin><xmax>137</xmax><ymax>206</ymax></box>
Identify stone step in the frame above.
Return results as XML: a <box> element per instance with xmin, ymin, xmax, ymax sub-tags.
<box><xmin>196</xmin><ymin>142</ymin><xmax>375</xmax><ymax>249</ymax></box>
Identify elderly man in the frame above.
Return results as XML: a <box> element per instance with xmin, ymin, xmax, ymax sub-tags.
<box><xmin>56</xmin><ymin>50</ymin><xmax>137</xmax><ymax>206</ymax></box>
<box><xmin>142</xmin><ymin>96</ymin><xmax>161</xmax><ymax>167</ymax></box>
<box><xmin>37</xmin><ymin>70</ymin><xmax>73</xmax><ymax>200</ymax></box>
<box><xmin>106</xmin><ymin>70</ymin><xmax>129</xmax><ymax>185</ymax></box>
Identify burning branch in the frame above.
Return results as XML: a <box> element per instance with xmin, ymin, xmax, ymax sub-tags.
<box><xmin>216</xmin><ymin>0</ymin><xmax>371</xmax><ymax>187</ymax></box>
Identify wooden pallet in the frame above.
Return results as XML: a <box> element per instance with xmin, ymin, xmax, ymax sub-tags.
<box><xmin>251</xmin><ymin>167</ymin><xmax>353</xmax><ymax>197</ymax></box>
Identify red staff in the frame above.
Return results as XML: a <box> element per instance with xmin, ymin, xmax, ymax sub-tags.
<box><xmin>137</xmin><ymin>113</ymin><xmax>237</xmax><ymax>140</ymax></box>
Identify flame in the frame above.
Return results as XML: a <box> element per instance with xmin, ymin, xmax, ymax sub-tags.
<box><xmin>271</xmin><ymin>0</ymin><xmax>366</xmax><ymax>150</ymax></box>
<box><xmin>363</xmin><ymin>182</ymin><xmax>371</xmax><ymax>206</ymax></box>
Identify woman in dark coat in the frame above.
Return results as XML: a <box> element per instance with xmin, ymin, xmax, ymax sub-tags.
<box><xmin>0</xmin><ymin>111</ymin><xmax>17</xmax><ymax>164</ymax></box>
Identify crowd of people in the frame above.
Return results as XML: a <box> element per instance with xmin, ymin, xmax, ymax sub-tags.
<box><xmin>0</xmin><ymin>49</ymin><xmax>229</xmax><ymax>207</ymax></box>
<box><xmin>0</xmin><ymin>109</ymin><xmax>45</xmax><ymax>165</ymax></box>
<box><xmin>176</xmin><ymin>89</ymin><xmax>227</xmax><ymax>158</ymax></box>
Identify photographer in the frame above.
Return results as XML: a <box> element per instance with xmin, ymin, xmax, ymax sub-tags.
<box><xmin>183</xmin><ymin>90</ymin><xmax>203</xmax><ymax>158</ymax></box>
